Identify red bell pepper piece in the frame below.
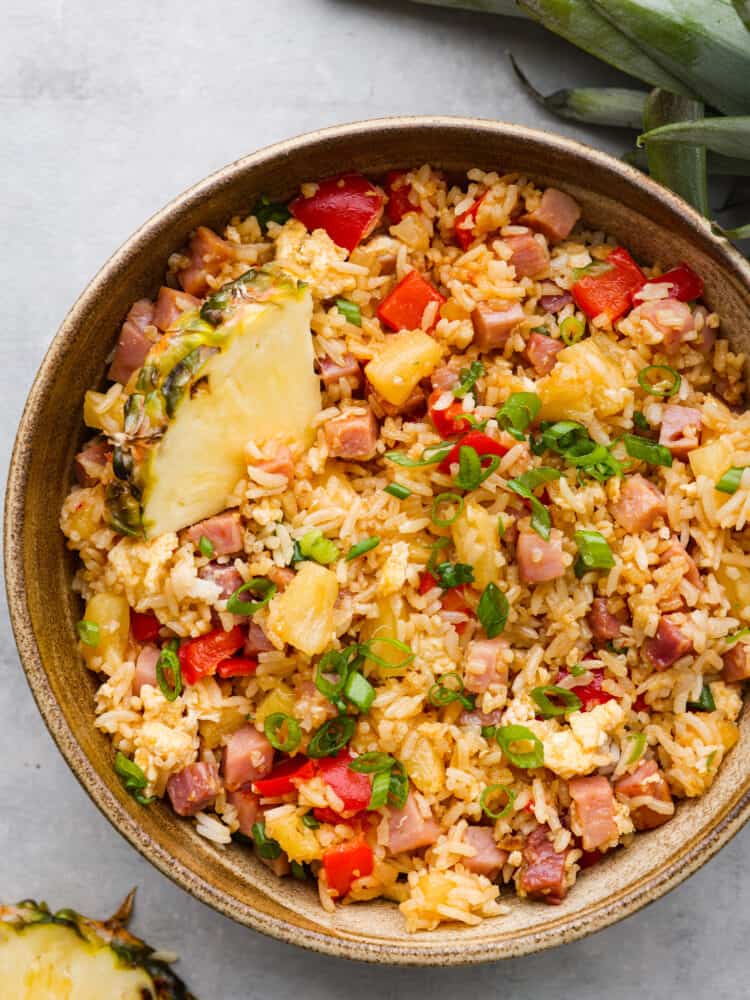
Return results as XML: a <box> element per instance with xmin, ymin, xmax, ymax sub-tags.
<box><xmin>637</xmin><ymin>263</ymin><xmax>704</xmax><ymax>304</ymax></box>
<box><xmin>578</xmin><ymin>849</ymin><xmax>603</xmax><ymax>869</ymax></box>
<box><xmin>571</xmin><ymin>247</ymin><xmax>645</xmax><ymax>322</ymax></box>
<box><xmin>632</xmin><ymin>693</ymin><xmax>648</xmax><ymax>713</ymax></box>
<box><xmin>216</xmin><ymin>656</ymin><xmax>258</xmax><ymax>679</ymax></box>
<box><xmin>438</xmin><ymin>430</ymin><xmax>509</xmax><ymax>473</ymax></box>
<box><xmin>428</xmin><ymin>388</ymin><xmax>469</xmax><ymax>438</ymax></box>
<box><xmin>252</xmin><ymin>756</ymin><xmax>315</xmax><ymax>797</ymax></box>
<box><xmin>384</xmin><ymin>170</ymin><xmax>419</xmax><ymax>224</ymax></box>
<box><xmin>557</xmin><ymin>668</ymin><xmax>615</xmax><ymax>712</ymax></box>
<box><xmin>418</xmin><ymin>572</ymin><xmax>475</xmax><ymax>634</ymax></box>
<box><xmin>377</xmin><ymin>270</ymin><xmax>446</xmax><ymax>332</ymax></box>
<box><xmin>317</xmin><ymin>750</ymin><xmax>372</xmax><ymax>815</ymax></box>
<box><xmin>289</xmin><ymin>173</ymin><xmax>384</xmax><ymax>253</ymax></box>
<box><xmin>419</xmin><ymin>570</ymin><xmax>439</xmax><ymax>595</ymax></box>
<box><xmin>130</xmin><ymin>610</ymin><xmax>160</xmax><ymax>643</ymax></box>
<box><xmin>178</xmin><ymin>625</ymin><xmax>245</xmax><ymax>685</ymax></box>
<box><xmin>454</xmin><ymin>192</ymin><xmax>488</xmax><ymax>251</ymax></box>
<box><xmin>322</xmin><ymin>839</ymin><xmax>374</xmax><ymax>898</ymax></box>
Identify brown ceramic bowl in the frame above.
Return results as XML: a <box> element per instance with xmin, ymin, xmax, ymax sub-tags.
<box><xmin>6</xmin><ymin>117</ymin><xmax>750</xmax><ymax>964</ymax></box>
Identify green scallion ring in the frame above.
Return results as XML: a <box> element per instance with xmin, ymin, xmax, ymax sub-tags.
<box><xmin>495</xmin><ymin>725</ymin><xmax>544</xmax><ymax>769</ymax></box>
<box><xmin>560</xmin><ymin>315</ymin><xmax>585</xmax><ymax>346</ymax></box>
<box><xmin>306</xmin><ymin>715</ymin><xmax>356</xmax><ymax>758</ymax></box>
<box><xmin>428</xmin><ymin>671</ymin><xmax>472</xmax><ymax>708</ymax></box>
<box><xmin>314</xmin><ymin>647</ymin><xmax>358</xmax><ymax>700</ymax></box>
<box><xmin>155</xmin><ymin>646</ymin><xmax>182</xmax><ymax>702</ymax></box>
<box><xmin>388</xmin><ymin>760</ymin><xmax>409</xmax><ymax>809</ymax></box>
<box><xmin>264</xmin><ymin>712</ymin><xmax>302</xmax><ymax>752</ymax></box>
<box><xmin>359</xmin><ymin>637</ymin><xmax>415</xmax><ymax>671</ymax></box>
<box><xmin>76</xmin><ymin>620</ymin><xmax>100</xmax><ymax>647</ymax></box>
<box><xmin>431</xmin><ymin>491</ymin><xmax>465</xmax><ymax>527</ymax></box>
<box><xmin>530</xmin><ymin>685</ymin><xmax>582</xmax><ymax>718</ymax></box>
<box><xmin>348</xmin><ymin>752</ymin><xmax>397</xmax><ymax>774</ymax></box>
<box><xmin>345</xmin><ymin>536</ymin><xmax>380</xmax><ymax>561</ymax></box>
<box><xmin>637</xmin><ymin>364</ymin><xmax>681</xmax><ymax>398</ymax></box>
<box><xmin>480</xmin><ymin>783</ymin><xmax>517</xmax><ymax>820</ymax></box>
<box><xmin>226</xmin><ymin>577</ymin><xmax>277</xmax><ymax>615</ymax></box>
<box><xmin>368</xmin><ymin>768</ymin><xmax>391</xmax><ymax>809</ymax></box>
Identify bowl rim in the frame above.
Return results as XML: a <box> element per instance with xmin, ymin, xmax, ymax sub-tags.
<box><xmin>6</xmin><ymin>114</ymin><xmax>750</xmax><ymax>965</ymax></box>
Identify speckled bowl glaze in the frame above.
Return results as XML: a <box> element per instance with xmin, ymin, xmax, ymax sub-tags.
<box><xmin>6</xmin><ymin>117</ymin><xmax>750</xmax><ymax>964</ymax></box>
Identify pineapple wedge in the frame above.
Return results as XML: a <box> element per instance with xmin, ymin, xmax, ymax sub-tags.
<box><xmin>265</xmin><ymin>562</ymin><xmax>338</xmax><ymax>656</ymax></box>
<box><xmin>0</xmin><ymin>894</ymin><xmax>194</xmax><ymax>999</ymax></box>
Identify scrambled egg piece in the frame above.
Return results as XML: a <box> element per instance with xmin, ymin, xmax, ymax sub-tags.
<box><xmin>274</xmin><ymin>220</ymin><xmax>355</xmax><ymax>300</ymax></box>
<box><xmin>530</xmin><ymin>701</ymin><xmax>624</xmax><ymax>780</ymax></box>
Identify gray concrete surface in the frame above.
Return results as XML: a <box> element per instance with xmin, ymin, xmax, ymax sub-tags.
<box><xmin>1</xmin><ymin>1</ymin><xmax>748</xmax><ymax>996</ymax></box>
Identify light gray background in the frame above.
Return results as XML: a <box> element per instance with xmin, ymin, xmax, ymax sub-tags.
<box><xmin>2</xmin><ymin>1</ymin><xmax>747</xmax><ymax>997</ymax></box>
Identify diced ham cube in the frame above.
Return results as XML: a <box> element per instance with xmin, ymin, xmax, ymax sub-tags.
<box><xmin>462</xmin><ymin>826</ymin><xmax>509</xmax><ymax>878</ymax></box>
<box><xmin>539</xmin><ymin>290</ymin><xmax>573</xmax><ymax>314</ymax></box>
<box><xmin>614</xmin><ymin>760</ymin><xmax>674</xmax><ymax>830</ymax></box>
<box><xmin>317</xmin><ymin>353</ymin><xmax>362</xmax><ymax>386</ymax></box>
<box><xmin>659</xmin><ymin>405</ymin><xmax>702</xmax><ymax>459</ymax></box>
<box><xmin>133</xmin><ymin>644</ymin><xmax>159</xmax><ymax>695</ymax></box>
<box><xmin>267</xmin><ymin>566</ymin><xmax>295</xmax><ymax>591</ymax></box>
<box><xmin>251</xmin><ymin>444</ymin><xmax>295</xmax><ymax>481</ymax></box>
<box><xmin>463</xmin><ymin>638</ymin><xmax>508</xmax><ymax>694</ymax></box>
<box><xmin>723</xmin><ymin>642</ymin><xmax>750</xmax><ymax>682</ymax></box>
<box><xmin>635</xmin><ymin>297</ymin><xmax>694</xmax><ymax>354</ymax></box>
<box><xmin>643</xmin><ymin>616</ymin><xmax>693</xmax><ymax>671</ymax></box>
<box><xmin>568</xmin><ymin>776</ymin><xmax>617</xmax><ymax>852</ymax></box>
<box><xmin>693</xmin><ymin>306</ymin><xmax>715</xmax><ymax>354</ymax></box>
<box><xmin>524</xmin><ymin>332</ymin><xmax>564</xmax><ymax>375</ymax></box>
<box><xmin>223</xmin><ymin>725</ymin><xmax>275</xmax><ymax>792</ymax></box>
<box><xmin>430</xmin><ymin>365</ymin><xmax>460</xmax><ymax>391</ymax></box>
<box><xmin>152</xmin><ymin>286</ymin><xmax>200</xmax><ymax>332</ymax></box>
<box><xmin>517</xmin><ymin>531</ymin><xmax>565</xmax><ymax>585</ymax></box>
<box><xmin>387</xmin><ymin>791</ymin><xmax>440</xmax><ymax>854</ymax></box>
<box><xmin>74</xmin><ymin>438</ymin><xmax>111</xmax><ymax>487</ymax></box>
<box><xmin>198</xmin><ymin>562</ymin><xmax>243</xmax><ymax>599</ymax></box>
<box><xmin>178</xmin><ymin>226</ymin><xmax>239</xmax><ymax>297</ymax></box>
<box><xmin>519</xmin><ymin>826</ymin><xmax>568</xmax><ymax>903</ymax></box>
<box><xmin>108</xmin><ymin>298</ymin><xmax>156</xmax><ymax>385</ymax></box>
<box><xmin>244</xmin><ymin>623</ymin><xmax>275</xmax><ymax>656</ymax></box>
<box><xmin>471</xmin><ymin>302</ymin><xmax>525</xmax><ymax>352</ymax></box>
<box><xmin>520</xmin><ymin>188</ymin><xmax>581</xmax><ymax>243</ymax></box>
<box><xmin>588</xmin><ymin>598</ymin><xmax>627</xmax><ymax>642</ymax></box>
<box><xmin>612</xmin><ymin>475</ymin><xmax>667</xmax><ymax>534</ymax></box>
<box><xmin>324</xmin><ymin>407</ymin><xmax>378</xmax><ymax>461</ymax></box>
<box><xmin>505</xmin><ymin>233</ymin><xmax>550</xmax><ymax>279</ymax></box>
<box><xmin>187</xmin><ymin>512</ymin><xmax>243</xmax><ymax>556</ymax></box>
<box><xmin>226</xmin><ymin>787</ymin><xmax>261</xmax><ymax>835</ymax></box>
<box><xmin>458</xmin><ymin>708</ymin><xmax>502</xmax><ymax>728</ymax></box>
<box><xmin>660</xmin><ymin>539</ymin><xmax>700</xmax><ymax>588</ymax></box>
<box><xmin>368</xmin><ymin>384</ymin><xmax>426</xmax><ymax>419</ymax></box>
<box><xmin>166</xmin><ymin>761</ymin><xmax>221</xmax><ymax>817</ymax></box>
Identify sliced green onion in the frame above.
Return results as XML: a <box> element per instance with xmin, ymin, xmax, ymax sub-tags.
<box><xmin>264</xmin><ymin>712</ymin><xmax>302</xmax><ymax>752</ymax></box>
<box><xmin>431</xmin><ymin>492</ymin><xmax>465</xmax><ymax>527</ymax></box>
<box><xmin>306</xmin><ymin>715</ymin><xmax>356</xmax><ymax>758</ymax></box>
<box><xmin>530</xmin><ymin>685</ymin><xmax>582</xmax><ymax>718</ymax></box>
<box><xmin>359</xmin><ymin>637</ymin><xmax>415</xmax><ymax>671</ymax></box>
<box><xmin>198</xmin><ymin>535</ymin><xmax>214</xmax><ymax>558</ymax></box>
<box><xmin>606</xmin><ymin>640</ymin><xmax>626</xmax><ymax>655</ymax></box>
<box><xmin>385</xmin><ymin>442</ymin><xmax>454</xmax><ymax>468</ymax></box>
<box><xmin>726</xmin><ymin>627</ymin><xmax>750</xmax><ymax>646</ymax></box>
<box><xmin>495</xmin><ymin>725</ymin><xmax>544</xmax><ymax>769</ymax></box>
<box><xmin>428</xmin><ymin>671</ymin><xmax>474</xmax><ymax>710</ymax></box>
<box><xmin>623</xmin><ymin>433</ymin><xmax>673</xmax><ymax>468</ymax></box>
<box><xmin>343</xmin><ymin>670</ymin><xmax>375</xmax><ymax>712</ymax></box>
<box><xmin>497</xmin><ymin>392</ymin><xmax>541</xmax><ymax>437</ymax></box>
<box><xmin>574</xmin><ymin>529</ymin><xmax>615</xmax><ymax>578</ymax></box>
<box><xmin>687</xmin><ymin>683</ymin><xmax>716</xmax><ymax>712</ymax></box>
<box><xmin>570</xmin><ymin>663</ymin><xmax>587</xmax><ymax>677</ymax></box>
<box><xmin>477</xmin><ymin>582</ymin><xmax>509</xmax><ymax>639</ymax></box>
<box><xmin>716</xmin><ymin>466</ymin><xmax>748</xmax><ymax>495</ymax></box>
<box><xmin>388</xmin><ymin>761</ymin><xmax>409</xmax><ymax>809</ymax></box>
<box><xmin>480</xmin><ymin>784</ymin><xmax>517</xmax><ymax>820</ymax></box>
<box><xmin>560</xmin><ymin>315</ymin><xmax>586</xmax><ymax>345</ymax></box>
<box><xmin>385</xmin><ymin>482</ymin><xmax>411</xmax><ymax>500</ymax></box>
<box><xmin>291</xmin><ymin>861</ymin><xmax>308</xmax><ymax>880</ymax></box>
<box><xmin>345</xmin><ymin>536</ymin><xmax>380</xmax><ymax>561</ymax></box>
<box><xmin>335</xmin><ymin>298</ymin><xmax>362</xmax><ymax>326</ymax></box>
<box><xmin>369</xmin><ymin>768</ymin><xmax>392</xmax><ymax>809</ymax></box>
<box><xmin>155</xmin><ymin>642</ymin><xmax>182</xmax><ymax>702</ymax></box>
<box><xmin>507</xmin><ymin>467</ymin><xmax>561</xmax><ymax>541</ymax></box>
<box><xmin>76</xmin><ymin>620</ymin><xmax>100</xmax><ymax>647</ymax></box>
<box><xmin>348</xmin><ymin>752</ymin><xmax>397</xmax><ymax>774</ymax></box>
<box><xmin>454</xmin><ymin>446</ymin><xmax>500</xmax><ymax>490</ymax></box>
<box><xmin>298</xmin><ymin>529</ymin><xmax>340</xmax><ymax>565</ymax></box>
<box><xmin>427</xmin><ymin>537</ymin><xmax>451</xmax><ymax>575</ymax></box>
<box><xmin>314</xmin><ymin>648</ymin><xmax>356</xmax><ymax>701</ymax></box>
<box><xmin>226</xmin><ymin>578</ymin><xmax>277</xmax><ymax>615</ymax></box>
<box><xmin>633</xmin><ymin>411</ymin><xmax>650</xmax><ymax>432</ymax></box>
<box><xmin>572</xmin><ymin>261</ymin><xmax>613</xmax><ymax>280</ymax></box>
<box><xmin>114</xmin><ymin>752</ymin><xmax>153</xmax><ymax>806</ymax></box>
<box><xmin>626</xmin><ymin>732</ymin><xmax>647</xmax><ymax>765</ymax></box>
<box><xmin>637</xmin><ymin>365</ymin><xmax>681</xmax><ymax>397</ymax></box>
<box><xmin>252</xmin><ymin>194</ymin><xmax>292</xmax><ymax>233</ymax></box>
<box><xmin>435</xmin><ymin>561</ymin><xmax>474</xmax><ymax>590</ymax></box>
<box><xmin>251</xmin><ymin>821</ymin><xmax>282</xmax><ymax>859</ymax></box>
<box><xmin>302</xmin><ymin>811</ymin><xmax>320</xmax><ymax>829</ymax></box>
<box><xmin>453</xmin><ymin>360</ymin><xmax>485</xmax><ymax>398</ymax></box>
<box><xmin>481</xmin><ymin>724</ymin><xmax>497</xmax><ymax>739</ymax></box>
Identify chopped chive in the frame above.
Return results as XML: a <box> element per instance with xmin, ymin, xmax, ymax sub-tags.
<box><xmin>480</xmin><ymin>784</ymin><xmax>517</xmax><ymax>820</ymax></box>
<box><xmin>431</xmin><ymin>491</ymin><xmax>464</xmax><ymax>527</ymax></box>
<box><xmin>530</xmin><ymin>684</ymin><xmax>582</xmax><ymax>718</ymax></box>
<box><xmin>298</xmin><ymin>529</ymin><xmax>340</xmax><ymax>565</ymax></box>
<box><xmin>345</xmin><ymin>536</ymin><xmax>380</xmax><ymax>561</ymax></box>
<box><xmin>335</xmin><ymin>298</ymin><xmax>362</xmax><ymax>327</ymax></box>
<box><xmin>264</xmin><ymin>712</ymin><xmax>302</xmax><ymax>752</ymax></box>
<box><xmin>716</xmin><ymin>466</ymin><xmax>748</xmax><ymax>495</ymax></box>
<box><xmin>637</xmin><ymin>365</ymin><xmax>681</xmax><ymax>397</ymax></box>
<box><xmin>385</xmin><ymin>482</ymin><xmax>411</xmax><ymax>499</ymax></box>
<box><xmin>495</xmin><ymin>725</ymin><xmax>544</xmax><ymax>769</ymax></box>
<box><xmin>76</xmin><ymin>620</ymin><xmax>100</xmax><ymax>647</ymax></box>
<box><xmin>198</xmin><ymin>535</ymin><xmax>214</xmax><ymax>558</ymax></box>
<box><xmin>477</xmin><ymin>582</ymin><xmax>509</xmax><ymax>639</ymax></box>
<box><xmin>623</xmin><ymin>433</ymin><xmax>673</xmax><ymax>468</ymax></box>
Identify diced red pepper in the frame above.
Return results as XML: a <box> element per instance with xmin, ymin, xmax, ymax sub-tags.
<box><xmin>178</xmin><ymin>626</ymin><xmax>245</xmax><ymax>686</ymax></box>
<box><xmin>454</xmin><ymin>192</ymin><xmax>488</xmax><ymax>251</ymax></box>
<box><xmin>438</xmin><ymin>430</ymin><xmax>509</xmax><ymax>473</ymax></box>
<box><xmin>428</xmin><ymin>388</ymin><xmax>468</xmax><ymax>438</ymax></box>
<box><xmin>633</xmin><ymin>693</ymin><xmax>648</xmax><ymax>713</ymax></box>
<box><xmin>322</xmin><ymin>839</ymin><xmax>374</xmax><ymax>898</ymax></box>
<box><xmin>578</xmin><ymin>849</ymin><xmax>603</xmax><ymax>869</ymax></box>
<box><xmin>637</xmin><ymin>263</ymin><xmax>704</xmax><ymax>304</ymax></box>
<box><xmin>419</xmin><ymin>570</ymin><xmax>439</xmax><ymax>595</ymax></box>
<box><xmin>216</xmin><ymin>656</ymin><xmax>258</xmax><ymax>679</ymax></box>
<box><xmin>557</xmin><ymin>667</ymin><xmax>616</xmax><ymax>712</ymax></box>
<box><xmin>377</xmin><ymin>270</ymin><xmax>446</xmax><ymax>332</ymax></box>
<box><xmin>418</xmin><ymin>572</ymin><xmax>475</xmax><ymax>635</ymax></box>
<box><xmin>252</xmin><ymin>756</ymin><xmax>316</xmax><ymax>797</ymax></box>
<box><xmin>289</xmin><ymin>173</ymin><xmax>384</xmax><ymax>253</ymax></box>
<box><xmin>130</xmin><ymin>610</ymin><xmax>160</xmax><ymax>643</ymax></box>
<box><xmin>571</xmin><ymin>247</ymin><xmax>646</xmax><ymax>322</ymax></box>
<box><xmin>385</xmin><ymin>170</ymin><xmax>419</xmax><ymax>224</ymax></box>
<box><xmin>317</xmin><ymin>750</ymin><xmax>372</xmax><ymax>815</ymax></box>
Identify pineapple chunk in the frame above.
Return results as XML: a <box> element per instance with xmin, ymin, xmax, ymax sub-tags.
<box><xmin>80</xmin><ymin>592</ymin><xmax>130</xmax><ymax>668</ymax></box>
<box><xmin>266</xmin><ymin>563</ymin><xmax>338</xmax><ymax>656</ymax></box>
<box><xmin>199</xmin><ymin>706</ymin><xmax>248</xmax><ymax>749</ymax></box>
<box><xmin>83</xmin><ymin>387</ymin><xmax>124</xmax><ymax>435</ymax></box>
<box><xmin>255</xmin><ymin>685</ymin><xmax>296</xmax><ymax>729</ymax></box>
<box><xmin>538</xmin><ymin>336</ymin><xmax>628</xmax><ymax>421</ymax></box>
<box><xmin>365</xmin><ymin>330</ymin><xmax>443</xmax><ymax>406</ymax></box>
<box><xmin>452</xmin><ymin>501</ymin><xmax>499</xmax><ymax>589</ymax></box>
<box><xmin>715</xmin><ymin>562</ymin><xmax>750</xmax><ymax>621</ymax></box>
<box><xmin>689</xmin><ymin>437</ymin><xmax>735</xmax><ymax>483</ymax></box>
<box><xmin>265</xmin><ymin>808</ymin><xmax>322</xmax><ymax>863</ymax></box>
<box><xmin>406</xmin><ymin>737</ymin><xmax>445</xmax><ymax>795</ymax></box>
<box><xmin>360</xmin><ymin>595</ymin><xmax>410</xmax><ymax>675</ymax></box>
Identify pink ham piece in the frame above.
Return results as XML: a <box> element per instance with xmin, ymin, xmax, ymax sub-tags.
<box><xmin>660</xmin><ymin>539</ymin><xmax>700</xmax><ymax>588</ymax></box>
<box><xmin>430</xmin><ymin>365</ymin><xmax>460</xmax><ymax>391</ymax></box>
<box><xmin>198</xmin><ymin>562</ymin><xmax>243</xmax><ymax>599</ymax></box>
<box><xmin>187</xmin><ymin>512</ymin><xmax>243</xmax><ymax>556</ymax></box>
<box><xmin>644</xmin><ymin>616</ymin><xmax>693</xmax><ymax>671</ymax></box>
<box><xmin>223</xmin><ymin>725</ymin><xmax>275</xmax><ymax>792</ymax></box>
<box><xmin>387</xmin><ymin>791</ymin><xmax>440</xmax><ymax>854</ymax></box>
<box><xmin>635</xmin><ymin>298</ymin><xmax>694</xmax><ymax>354</ymax></box>
<box><xmin>471</xmin><ymin>302</ymin><xmax>525</xmax><ymax>352</ymax></box>
<box><xmin>133</xmin><ymin>645</ymin><xmax>159</xmax><ymax>695</ymax></box>
<box><xmin>244</xmin><ymin>623</ymin><xmax>275</xmax><ymax>656</ymax></box>
<box><xmin>517</xmin><ymin>531</ymin><xmax>565</xmax><ymax>585</ymax></box>
<box><xmin>520</xmin><ymin>188</ymin><xmax>581</xmax><ymax>243</ymax></box>
<box><xmin>324</xmin><ymin>407</ymin><xmax>378</xmax><ymax>461</ymax></box>
<box><xmin>252</xmin><ymin>444</ymin><xmax>295</xmax><ymax>481</ymax></box>
<box><xmin>722</xmin><ymin>642</ymin><xmax>750</xmax><ymax>683</ymax></box>
<box><xmin>519</xmin><ymin>826</ymin><xmax>568</xmax><ymax>903</ymax></box>
<box><xmin>524</xmin><ymin>332</ymin><xmax>564</xmax><ymax>375</ymax></box>
<box><xmin>166</xmin><ymin>761</ymin><xmax>221</xmax><ymax>817</ymax></box>
<box><xmin>108</xmin><ymin>299</ymin><xmax>156</xmax><ymax>385</ymax></box>
<box><xmin>568</xmin><ymin>776</ymin><xmax>617</xmax><ymax>852</ymax></box>
<box><xmin>368</xmin><ymin>384</ymin><xmax>426</xmax><ymax>419</ymax></box>
<box><xmin>539</xmin><ymin>291</ymin><xmax>573</xmax><ymax>314</ymax></box>
<box><xmin>74</xmin><ymin>438</ymin><xmax>111</xmax><ymax>487</ymax></box>
<box><xmin>178</xmin><ymin>226</ymin><xmax>239</xmax><ymax>297</ymax></box>
<box><xmin>267</xmin><ymin>566</ymin><xmax>295</xmax><ymax>591</ymax></box>
<box><xmin>659</xmin><ymin>405</ymin><xmax>702</xmax><ymax>459</ymax></box>
<box><xmin>505</xmin><ymin>233</ymin><xmax>550</xmax><ymax>279</ymax></box>
<box><xmin>693</xmin><ymin>306</ymin><xmax>715</xmax><ymax>354</ymax></box>
<box><xmin>317</xmin><ymin>353</ymin><xmax>362</xmax><ymax>386</ymax></box>
<box><xmin>614</xmin><ymin>760</ymin><xmax>674</xmax><ymax>830</ymax></box>
<box><xmin>458</xmin><ymin>708</ymin><xmax>502</xmax><ymax>728</ymax></box>
<box><xmin>612</xmin><ymin>475</ymin><xmax>667</xmax><ymax>534</ymax></box>
<box><xmin>462</xmin><ymin>826</ymin><xmax>509</xmax><ymax>878</ymax></box>
<box><xmin>226</xmin><ymin>787</ymin><xmax>261</xmax><ymax>835</ymax></box>
<box><xmin>152</xmin><ymin>286</ymin><xmax>200</xmax><ymax>332</ymax></box>
<box><xmin>588</xmin><ymin>598</ymin><xmax>627</xmax><ymax>642</ymax></box>
<box><xmin>463</xmin><ymin>638</ymin><xmax>508</xmax><ymax>694</ymax></box>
